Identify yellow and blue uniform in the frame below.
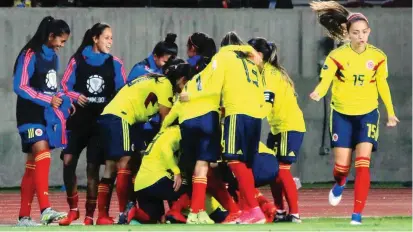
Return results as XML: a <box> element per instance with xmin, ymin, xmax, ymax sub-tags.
<box><xmin>263</xmin><ymin>63</ymin><xmax>306</xmax><ymax>163</ymax></box>
<box><xmin>315</xmin><ymin>43</ymin><xmax>395</xmax><ymax>151</ymax></box>
<box><xmin>214</xmin><ymin>51</ymin><xmax>265</xmax><ymax>164</ymax></box>
<box><xmin>99</xmin><ymin>75</ymin><xmax>173</xmax><ymax>159</ymax></box>
<box><xmin>134</xmin><ymin>126</ymin><xmax>189</xmax><ymax>221</ymax></box>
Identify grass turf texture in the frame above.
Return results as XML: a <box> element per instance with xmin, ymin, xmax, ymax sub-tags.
<box><xmin>1</xmin><ymin>217</ymin><xmax>411</xmax><ymax>231</ymax></box>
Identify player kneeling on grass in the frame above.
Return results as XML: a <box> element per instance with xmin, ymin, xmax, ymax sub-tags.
<box><xmin>95</xmin><ymin>59</ymin><xmax>188</xmax><ymax>225</ymax></box>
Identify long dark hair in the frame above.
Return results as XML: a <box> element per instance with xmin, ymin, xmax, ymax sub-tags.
<box><xmin>188</xmin><ymin>32</ymin><xmax>217</xmax><ymax>74</ymax></box>
<box><xmin>73</xmin><ymin>23</ymin><xmax>110</xmax><ymax>59</ymax></box>
<box><xmin>248</xmin><ymin>37</ymin><xmax>295</xmax><ymax>91</ymax></box>
<box><xmin>153</xmin><ymin>33</ymin><xmax>178</xmax><ymax>57</ymax></box>
<box><xmin>13</xmin><ymin>16</ymin><xmax>70</xmax><ymax>74</ymax></box>
<box><xmin>310</xmin><ymin>1</ymin><xmax>369</xmax><ymax>41</ymax></box>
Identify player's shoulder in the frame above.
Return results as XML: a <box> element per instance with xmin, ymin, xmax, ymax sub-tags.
<box><xmin>329</xmin><ymin>43</ymin><xmax>351</xmax><ymax>57</ymax></box>
<box><xmin>367</xmin><ymin>44</ymin><xmax>387</xmax><ymax>59</ymax></box>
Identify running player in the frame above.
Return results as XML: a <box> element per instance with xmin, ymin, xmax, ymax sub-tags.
<box><xmin>95</xmin><ymin>58</ymin><xmax>186</xmax><ymax>224</ymax></box>
<box><xmin>310</xmin><ymin>1</ymin><xmax>399</xmax><ymax>224</ymax></box>
<box><xmin>13</xmin><ymin>16</ymin><xmax>70</xmax><ymax>226</ymax></box>
<box><xmin>248</xmin><ymin>37</ymin><xmax>305</xmax><ymax>223</ymax></box>
<box><xmin>59</xmin><ymin>23</ymin><xmax>127</xmax><ymax>226</ymax></box>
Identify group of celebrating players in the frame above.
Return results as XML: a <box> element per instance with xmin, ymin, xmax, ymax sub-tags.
<box><xmin>12</xmin><ymin>1</ymin><xmax>398</xmax><ymax>227</ymax></box>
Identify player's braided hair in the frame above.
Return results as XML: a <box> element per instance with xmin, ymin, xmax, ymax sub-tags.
<box><xmin>310</xmin><ymin>1</ymin><xmax>369</xmax><ymax>41</ymax></box>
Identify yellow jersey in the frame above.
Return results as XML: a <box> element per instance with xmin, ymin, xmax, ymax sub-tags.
<box><xmin>316</xmin><ymin>43</ymin><xmax>395</xmax><ymax>116</ymax></box>
<box><xmin>134</xmin><ymin>125</ymin><xmax>181</xmax><ymax>192</ymax></box>
<box><xmin>207</xmin><ymin>51</ymin><xmax>265</xmax><ymax>118</ymax></box>
<box><xmin>263</xmin><ymin>63</ymin><xmax>306</xmax><ymax>135</ymax></box>
<box><xmin>162</xmin><ymin>45</ymin><xmax>257</xmax><ymax>127</ymax></box>
<box><xmin>102</xmin><ymin>75</ymin><xmax>173</xmax><ymax>125</ymax></box>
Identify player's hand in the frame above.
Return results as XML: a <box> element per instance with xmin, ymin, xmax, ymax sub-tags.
<box><xmin>77</xmin><ymin>94</ymin><xmax>88</xmax><ymax>107</ymax></box>
<box><xmin>309</xmin><ymin>90</ymin><xmax>321</xmax><ymax>102</ymax></box>
<box><xmin>173</xmin><ymin>174</ymin><xmax>182</xmax><ymax>192</ymax></box>
<box><xmin>70</xmin><ymin>103</ymin><xmax>76</xmax><ymax>116</ymax></box>
<box><xmin>179</xmin><ymin>92</ymin><xmax>190</xmax><ymax>102</ymax></box>
<box><xmin>51</xmin><ymin>96</ymin><xmax>63</xmax><ymax>109</ymax></box>
<box><xmin>387</xmin><ymin>115</ymin><xmax>400</xmax><ymax>127</ymax></box>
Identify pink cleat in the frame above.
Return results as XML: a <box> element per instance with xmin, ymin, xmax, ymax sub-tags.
<box><xmin>238</xmin><ymin>207</ymin><xmax>266</xmax><ymax>224</ymax></box>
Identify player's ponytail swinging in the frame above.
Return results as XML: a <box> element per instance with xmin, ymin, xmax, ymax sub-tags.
<box><xmin>310</xmin><ymin>1</ymin><xmax>370</xmax><ymax>41</ymax></box>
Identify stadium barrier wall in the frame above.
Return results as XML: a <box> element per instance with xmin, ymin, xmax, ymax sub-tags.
<box><xmin>0</xmin><ymin>7</ymin><xmax>410</xmax><ymax>186</ymax></box>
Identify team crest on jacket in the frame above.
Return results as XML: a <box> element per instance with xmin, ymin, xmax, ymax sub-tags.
<box><xmin>45</xmin><ymin>69</ymin><xmax>57</xmax><ymax>90</ymax></box>
<box><xmin>366</xmin><ymin>60</ymin><xmax>375</xmax><ymax>70</ymax></box>
<box><xmin>87</xmin><ymin>75</ymin><xmax>105</xmax><ymax>95</ymax></box>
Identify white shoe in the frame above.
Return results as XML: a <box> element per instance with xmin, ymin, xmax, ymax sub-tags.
<box><xmin>350</xmin><ymin>220</ymin><xmax>362</xmax><ymax>225</ymax></box>
<box><xmin>329</xmin><ymin>183</ymin><xmax>345</xmax><ymax>206</ymax></box>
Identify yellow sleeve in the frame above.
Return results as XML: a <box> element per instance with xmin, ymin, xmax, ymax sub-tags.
<box><xmin>315</xmin><ymin>56</ymin><xmax>337</xmax><ymax>98</ymax></box>
<box><xmin>160</xmin><ymin>127</ymin><xmax>181</xmax><ymax>175</ymax></box>
<box><xmin>188</xmin><ymin>53</ymin><xmax>227</xmax><ymax>101</ymax></box>
<box><xmin>161</xmin><ymin>102</ymin><xmax>180</xmax><ymax>130</ymax></box>
<box><xmin>157</xmin><ymin>79</ymin><xmax>173</xmax><ymax>108</ymax></box>
<box><xmin>375</xmin><ymin>58</ymin><xmax>395</xmax><ymax>117</ymax></box>
<box><xmin>220</xmin><ymin>45</ymin><xmax>255</xmax><ymax>53</ymax></box>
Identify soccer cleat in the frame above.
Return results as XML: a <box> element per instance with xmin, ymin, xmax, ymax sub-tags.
<box><xmin>329</xmin><ymin>182</ymin><xmax>346</xmax><ymax>206</ymax></box>
<box><xmin>58</xmin><ymin>210</ymin><xmax>79</xmax><ymax>226</ymax></box>
<box><xmin>40</xmin><ymin>208</ymin><xmax>67</xmax><ymax>225</ymax></box>
<box><xmin>350</xmin><ymin>213</ymin><xmax>362</xmax><ymax>225</ymax></box>
<box><xmin>286</xmin><ymin>214</ymin><xmax>302</xmax><ymax>223</ymax></box>
<box><xmin>273</xmin><ymin>210</ymin><xmax>287</xmax><ymax>222</ymax></box>
<box><xmin>121</xmin><ymin>201</ymin><xmax>135</xmax><ymax>225</ymax></box>
<box><xmin>16</xmin><ymin>217</ymin><xmax>38</xmax><ymax>227</ymax></box>
<box><xmin>118</xmin><ymin>213</ymin><xmax>127</xmax><ymax>225</ymax></box>
<box><xmin>186</xmin><ymin>212</ymin><xmax>198</xmax><ymax>224</ymax></box>
<box><xmin>238</xmin><ymin>207</ymin><xmax>266</xmax><ymax>224</ymax></box>
<box><xmin>83</xmin><ymin>216</ymin><xmax>94</xmax><ymax>225</ymax></box>
<box><xmin>197</xmin><ymin>211</ymin><xmax>214</xmax><ymax>224</ymax></box>
<box><xmin>129</xmin><ymin>219</ymin><xmax>141</xmax><ymax>225</ymax></box>
<box><xmin>165</xmin><ymin>210</ymin><xmax>187</xmax><ymax>224</ymax></box>
<box><xmin>96</xmin><ymin>216</ymin><xmax>114</xmax><ymax>225</ymax></box>
<box><xmin>221</xmin><ymin>211</ymin><xmax>241</xmax><ymax>224</ymax></box>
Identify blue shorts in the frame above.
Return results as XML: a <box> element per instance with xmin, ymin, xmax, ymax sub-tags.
<box><xmin>222</xmin><ymin>114</ymin><xmax>261</xmax><ymax>165</ymax></box>
<box><xmin>266</xmin><ymin>131</ymin><xmax>304</xmax><ymax>164</ymax></box>
<box><xmin>180</xmin><ymin>112</ymin><xmax>221</xmax><ymax>170</ymax></box>
<box><xmin>136</xmin><ymin>176</ymin><xmax>189</xmax><ymax>221</ymax></box>
<box><xmin>98</xmin><ymin>114</ymin><xmax>138</xmax><ymax>160</ymax></box>
<box><xmin>252</xmin><ymin>152</ymin><xmax>279</xmax><ymax>187</ymax></box>
<box><xmin>330</xmin><ymin>109</ymin><xmax>379</xmax><ymax>151</ymax></box>
<box><xmin>19</xmin><ymin>125</ymin><xmax>48</xmax><ymax>153</ymax></box>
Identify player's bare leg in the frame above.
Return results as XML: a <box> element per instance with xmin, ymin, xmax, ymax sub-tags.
<box><xmin>329</xmin><ymin>148</ymin><xmax>352</xmax><ymax>206</ymax></box>
<box><xmin>84</xmin><ymin>162</ymin><xmax>100</xmax><ymax>225</ymax></box>
<box><xmin>351</xmin><ymin>142</ymin><xmax>373</xmax><ymax>225</ymax></box>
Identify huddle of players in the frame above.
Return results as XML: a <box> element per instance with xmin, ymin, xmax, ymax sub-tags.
<box><xmin>13</xmin><ymin>1</ymin><xmax>398</xmax><ymax>227</ymax></box>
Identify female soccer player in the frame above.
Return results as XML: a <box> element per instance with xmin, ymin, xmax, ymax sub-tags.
<box><xmin>186</xmin><ymin>32</ymin><xmax>217</xmax><ymax>73</ymax></box>
<box><xmin>95</xmin><ymin>58</ymin><xmax>185</xmax><ymax>225</ymax></box>
<box><xmin>13</xmin><ymin>16</ymin><xmax>70</xmax><ymax>226</ymax></box>
<box><xmin>248</xmin><ymin>37</ymin><xmax>306</xmax><ymax>223</ymax></box>
<box><xmin>128</xmin><ymin>33</ymin><xmax>178</xmax><ymax>81</ymax></box>
<box><xmin>309</xmin><ymin>1</ymin><xmax>399</xmax><ymax>224</ymax></box>
<box><xmin>59</xmin><ymin>23</ymin><xmax>127</xmax><ymax>226</ymax></box>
